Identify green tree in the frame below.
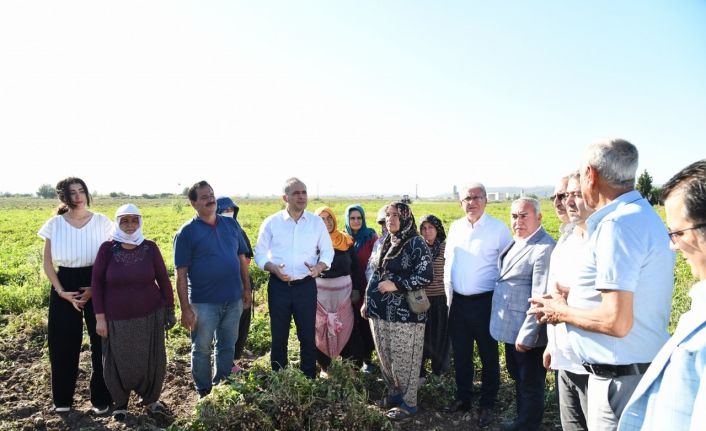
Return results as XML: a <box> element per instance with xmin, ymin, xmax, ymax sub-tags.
<box><xmin>636</xmin><ymin>169</ymin><xmax>656</xmax><ymax>205</ymax></box>
<box><xmin>36</xmin><ymin>184</ymin><xmax>55</xmax><ymax>199</ymax></box>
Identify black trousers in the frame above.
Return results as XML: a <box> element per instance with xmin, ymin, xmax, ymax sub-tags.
<box><xmin>421</xmin><ymin>294</ymin><xmax>451</xmax><ymax>377</ymax></box>
<box><xmin>448</xmin><ymin>291</ymin><xmax>499</xmax><ymax>408</ymax></box>
<box><xmin>234</xmin><ymin>296</ymin><xmax>252</xmax><ymax>360</ymax></box>
<box><xmin>48</xmin><ymin>266</ymin><xmax>112</xmax><ymax>408</ymax></box>
<box><xmin>505</xmin><ymin>343</ymin><xmax>547</xmax><ymax>431</ymax></box>
<box><xmin>267</xmin><ymin>275</ymin><xmax>317</xmax><ymax>378</ymax></box>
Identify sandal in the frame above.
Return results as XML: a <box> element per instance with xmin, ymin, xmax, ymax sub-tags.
<box><xmin>113</xmin><ymin>409</ymin><xmax>128</xmax><ymax>421</ymax></box>
<box><xmin>374</xmin><ymin>395</ymin><xmax>402</xmax><ymax>409</ymax></box>
<box><xmin>386</xmin><ymin>406</ymin><xmax>416</xmax><ymax>421</ymax></box>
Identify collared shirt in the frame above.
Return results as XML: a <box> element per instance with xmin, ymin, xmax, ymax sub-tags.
<box><xmin>444</xmin><ymin>212</ymin><xmax>512</xmax><ymax>302</ymax></box>
<box><xmin>618</xmin><ymin>281</ymin><xmax>706</xmax><ymax>431</ymax></box>
<box><xmin>546</xmin><ymin>226</ymin><xmax>593</xmax><ymax>374</ymax></box>
<box><xmin>254</xmin><ymin>210</ymin><xmax>334</xmax><ymax>280</ymax></box>
<box><xmin>174</xmin><ymin>215</ymin><xmax>249</xmax><ymax>303</ymax></box>
<box><xmin>567</xmin><ymin>190</ymin><xmax>675</xmax><ymax>365</ymax></box>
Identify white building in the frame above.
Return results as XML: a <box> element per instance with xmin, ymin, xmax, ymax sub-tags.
<box><xmin>487</xmin><ymin>192</ymin><xmax>508</xmax><ymax>201</ymax></box>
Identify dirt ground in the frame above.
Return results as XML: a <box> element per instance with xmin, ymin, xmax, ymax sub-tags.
<box><xmin>0</xmin><ymin>328</ymin><xmax>560</xmax><ymax>431</ymax></box>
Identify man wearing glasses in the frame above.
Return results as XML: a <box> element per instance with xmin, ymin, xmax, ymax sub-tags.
<box><xmin>550</xmin><ymin>176</ymin><xmax>571</xmax><ymax>235</ymax></box>
<box><xmin>529</xmin><ymin>139</ymin><xmax>675</xmax><ymax>431</ymax></box>
<box><xmin>444</xmin><ymin>183</ymin><xmax>512</xmax><ymax>428</ymax></box>
<box><xmin>619</xmin><ymin>159</ymin><xmax>706</xmax><ymax>430</ymax></box>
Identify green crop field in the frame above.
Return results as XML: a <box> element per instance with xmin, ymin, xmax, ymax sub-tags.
<box><xmin>0</xmin><ymin>196</ymin><xmax>696</xmax><ymax>430</ymax></box>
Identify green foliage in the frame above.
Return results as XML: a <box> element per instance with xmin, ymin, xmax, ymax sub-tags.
<box><xmin>36</xmin><ymin>184</ymin><xmax>56</xmax><ymax>199</ymax></box>
<box><xmin>191</xmin><ymin>360</ymin><xmax>390</xmax><ymax>431</ymax></box>
<box><xmin>636</xmin><ymin>169</ymin><xmax>656</xmax><ymax>205</ymax></box>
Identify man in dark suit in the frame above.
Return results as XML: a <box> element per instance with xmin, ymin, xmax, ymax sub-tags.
<box><xmin>490</xmin><ymin>197</ymin><xmax>555</xmax><ymax>431</ymax></box>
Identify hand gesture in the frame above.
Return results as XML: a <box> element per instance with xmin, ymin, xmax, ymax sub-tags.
<box><xmin>377</xmin><ymin>280</ymin><xmax>397</xmax><ymax>294</ymax></box>
<box><xmin>165</xmin><ymin>306</ymin><xmax>177</xmax><ymax>331</ymax></box>
<box><xmin>242</xmin><ymin>288</ymin><xmax>252</xmax><ymax>309</ymax></box>
<box><xmin>305</xmin><ymin>262</ymin><xmax>325</xmax><ymax>278</ymax></box>
<box><xmin>74</xmin><ymin>286</ymin><xmax>92</xmax><ymax>310</ymax></box>
<box><xmin>57</xmin><ymin>290</ymin><xmax>82</xmax><ymax>312</ymax></box>
<box><xmin>96</xmin><ymin>316</ymin><xmax>108</xmax><ymax>338</ymax></box>
<box><xmin>181</xmin><ymin>305</ymin><xmax>196</xmax><ymax>331</ymax></box>
<box><xmin>271</xmin><ymin>263</ymin><xmax>290</xmax><ymax>282</ymax></box>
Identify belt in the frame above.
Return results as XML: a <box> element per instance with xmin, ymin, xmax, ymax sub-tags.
<box><xmin>453</xmin><ymin>291</ymin><xmax>493</xmax><ymax>300</ymax></box>
<box><xmin>582</xmin><ymin>362</ymin><xmax>651</xmax><ymax>378</ymax></box>
<box><xmin>285</xmin><ymin>276</ymin><xmax>313</xmax><ymax>287</ymax></box>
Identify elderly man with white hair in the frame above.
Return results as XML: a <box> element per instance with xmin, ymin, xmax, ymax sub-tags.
<box><xmin>530</xmin><ymin>139</ymin><xmax>675</xmax><ymax>430</ymax></box>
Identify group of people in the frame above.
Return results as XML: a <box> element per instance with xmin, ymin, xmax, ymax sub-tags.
<box><xmin>38</xmin><ymin>138</ymin><xmax>706</xmax><ymax>430</ymax></box>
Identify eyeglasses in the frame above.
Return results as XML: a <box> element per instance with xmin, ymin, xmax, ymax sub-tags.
<box><xmin>550</xmin><ymin>193</ymin><xmax>568</xmax><ymax>201</ymax></box>
<box><xmin>667</xmin><ymin>222</ymin><xmax>706</xmax><ymax>243</ymax></box>
<box><xmin>462</xmin><ymin>195</ymin><xmax>485</xmax><ymax>203</ymax></box>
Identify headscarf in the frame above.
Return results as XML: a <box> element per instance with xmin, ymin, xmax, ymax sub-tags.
<box><xmin>216</xmin><ymin>196</ymin><xmax>253</xmax><ymax>258</ymax></box>
<box><xmin>315</xmin><ymin>206</ymin><xmax>354</xmax><ymax>252</ymax></box>
<box><xmin>216</xmin><ymin>196</ymin><xmax>240</xmax><ymax>219</ymax></box>
<box><xmin>344</xmin><ymin>204</ymin><xmax>376</xmax><ymax>252</ymax></box>
<box><xmin>111</xmin><ymin>203</ymin><xmax>145</xmax><ymax>246</ymax></box>
<box><xmin>377</xmin><ymin>202</ymin><xmax>418</xmax><ymax>269</ymax></box>
<box><xmin>419</xmin><ymin>214</ymin><xmax>446</xmax><ymax>259</ymax></box>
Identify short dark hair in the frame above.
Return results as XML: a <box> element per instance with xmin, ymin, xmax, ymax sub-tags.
<box><xmin>188</xmin><ymin>180</ymin><xmax>211</xmax><ymax>202</ymax></box>
<box><xmin>662</xmin><ymin>159</ymin><xmax>706</xmax><ymax>237</ymax></box>
<box><xmin>55</xmin><ymin>177</ymin><xmax>91</xmax><ymax>215</ymax></box>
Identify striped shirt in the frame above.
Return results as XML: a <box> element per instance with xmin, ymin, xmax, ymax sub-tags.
<box><xmin>424</xmin><ymin>242</ymin><xmax>446</xmax><ymax>297</ymax></box>
<box><xmin>38</xmin><ymin>213</ymin><xmax>113</xmax><ymax>267</ymax></box>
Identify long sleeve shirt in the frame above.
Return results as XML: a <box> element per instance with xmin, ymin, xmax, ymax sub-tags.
<box><xmin>92</xmin><ymin>240</ymin><xmax>174</xmax><ymax>320</ymax></box>
<box><xmin>254</xmin><ymin>210</ymin><xmax>334</xmax><ymax>280</ymax></box>
<box><xmin>444</xmin><ymin>212</ymin><xmax>512</xmax><ymax>306</ymax></box>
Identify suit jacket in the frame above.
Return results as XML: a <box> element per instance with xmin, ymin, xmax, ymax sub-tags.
<box><xmin>618</xmin><ymin>281</ymin><xmax>706</xmax><ymax>431</ymax></box>
<box><xmin>490</xmin><ymin>227</ymin><xmax>555</xmax><ymax>347</ymax></box>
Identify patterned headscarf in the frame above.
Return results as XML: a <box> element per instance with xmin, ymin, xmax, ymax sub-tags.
<box><xmin>344</xmin><ymin>204</ymin><xmax>377</xmax><ymax>252</ymax></box>
<box><xmin>419</xmin><ymin>214</ymin><xmax>446</xmax><ymax>259</ymax></box>
<box><xmin>315</xmin><ymin>206</ymin><xmax>354</xmax><ymax>252</ymax></box>
<box><xmin>377</xmin><ymin>202</ymin><xmax>418</xmax><ymax>268</ymax></box>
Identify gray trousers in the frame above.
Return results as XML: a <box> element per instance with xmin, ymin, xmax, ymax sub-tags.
<box><xmin>587</xmin><ymin>373</ymin><xmax>643</xmax><ymax>431</ymax></box>
<box><xmin>559</xmin><ymin>370</ymin><xmax>589</xmax><ymax>431</ymax></box>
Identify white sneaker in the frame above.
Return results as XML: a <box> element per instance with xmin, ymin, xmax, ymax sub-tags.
<box><xmin>92</xmin><ymin>405</ymin><xmax>110</xmax><ymax>415</ymax></box>
<box><xmin>53</xmin><ymin>406</ymin><xmax>70</xmax><ymax>413</ymax></box>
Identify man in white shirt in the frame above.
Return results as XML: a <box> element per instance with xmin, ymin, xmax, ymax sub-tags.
<box><xmin>444</xmin><ymin>183</ymin><xmax>512</xmax><ymax>428</ymax></box>
<box><xmin>543</xmin><ymin>172</ymin><xmax>595</xmax><ymax>431</ymax></box>
<box><xmin>254</xmin><ymin>177</ymin><xmax>334</xmax><ymax>378</ymax></box>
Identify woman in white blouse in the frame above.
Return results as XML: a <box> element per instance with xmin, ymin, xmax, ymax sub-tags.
<box><xmin>38</xmin><ymin>177</ymin><xmax>113</xmax><ymax>414</ymax></box>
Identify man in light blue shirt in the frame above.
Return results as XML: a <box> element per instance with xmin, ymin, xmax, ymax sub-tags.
<box><xmin>530</xmin><ymin>139</ymin><xmax>674</xmax><ymax>431</ymax></box>
<box><xmin>254</xmin><ymin>177</ymin><xmax>334</xmax><ymax>378</ymax></box>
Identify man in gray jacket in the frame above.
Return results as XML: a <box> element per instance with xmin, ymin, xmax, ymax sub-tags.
<box><xmin>490</xmin><ymin>197</ymin><xmax>555</xmax><ymax>431</ymax></box>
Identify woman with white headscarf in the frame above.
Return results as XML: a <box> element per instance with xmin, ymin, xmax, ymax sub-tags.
<box><xmin>91</xmin><ymin>204</ymin><xmax>175</xmax><ymax>421</ymax></box>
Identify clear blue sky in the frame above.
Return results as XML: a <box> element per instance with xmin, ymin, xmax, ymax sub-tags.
<box><xmin>1</xmin><ymin>1</ymin><xmax>704</xmax><ymax>197</ymax></box>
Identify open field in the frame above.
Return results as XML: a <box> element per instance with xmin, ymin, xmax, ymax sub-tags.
<box><xmin>0</xmin><ymin>196</ymin><xmax>695</xmax><ymax>430</ymax></box>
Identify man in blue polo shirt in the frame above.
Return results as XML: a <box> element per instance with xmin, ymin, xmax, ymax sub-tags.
<box><xmin>530</xmin><ymin>139</ymin><xmax>674</xmax><ymax>430</ymax></box>
<box><xmin>174</xmin><ymin>180</ymin><xmax>252</xmax><ymax>397</ymax></box>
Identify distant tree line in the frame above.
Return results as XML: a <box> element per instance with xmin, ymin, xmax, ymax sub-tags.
<box><xmin>32</xmin><ymin>183</ymin><xmax>184</xmax><ymax>200</ymax></box>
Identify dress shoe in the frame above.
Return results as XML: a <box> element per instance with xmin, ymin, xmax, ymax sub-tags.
<box><xmin>477</xmin><ymin>407</ymin><xmax>493</xmax><ymax>428</ymax></box>
<box><xmin>442</xmin><ymin>399</ymin><xmax>471</xmax><ymax>413</ymax></box>
<box><xmin>498</xmin><ymin>420</ymin><xmax>520</xmax><ymax>431</ymax></box>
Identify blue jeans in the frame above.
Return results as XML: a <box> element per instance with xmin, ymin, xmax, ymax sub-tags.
<box><xmin>190</xmin><ymin>300</ymin><xmax>243</xmax><ymax>391</ymax></box>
